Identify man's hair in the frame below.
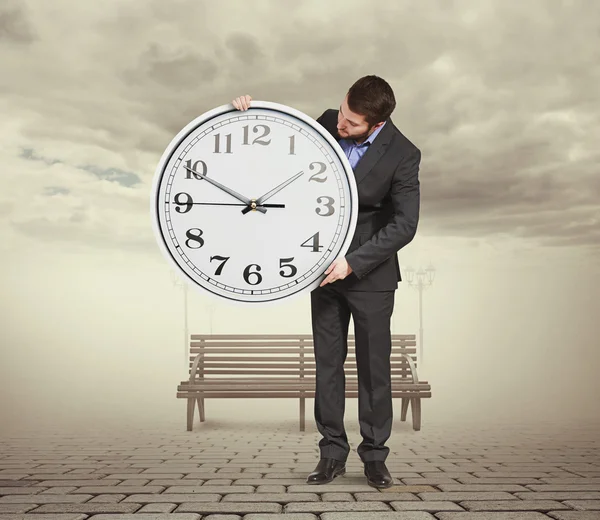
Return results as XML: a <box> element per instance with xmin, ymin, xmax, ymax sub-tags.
<box><xmin>346</xmin><ymin>75</ymin><xmax>396</xmax><ymax>126</ymax></box>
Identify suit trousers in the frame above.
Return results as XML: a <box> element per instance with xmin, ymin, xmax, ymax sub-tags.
<box><xmin>310</xmin><ymin>282</ymin><xmax>395</xmax><ymax>463</ymax></box>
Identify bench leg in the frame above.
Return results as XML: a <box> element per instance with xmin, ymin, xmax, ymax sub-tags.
<box><xmin>197</xmin><ymin>397</ymin><xmax>205</xmax><ymax>422</ymax></box>
<box><xmin>186</xmin><ymin>397</ymin><xmax>195</xmax><ymax>431</ymax></box>
<box><xmin>400</xmin><ymin>397</ymin><xmax>409</xmax><ymax>421</ymax></box>
<box><xmin>411</xmin><ymin>398</ymin><xmax>421</xmax><ymax>431</ymax></box>
<box><xmin>299</xmin><ymin>396</ymin><xmax>305</xmax><ymax>432</ymax></box>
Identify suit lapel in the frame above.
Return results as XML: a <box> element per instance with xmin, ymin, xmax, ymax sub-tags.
<box><xmin>351</xmin><ymin>117</ymin><xmax>395</xmax><ymax>185</ymax></box>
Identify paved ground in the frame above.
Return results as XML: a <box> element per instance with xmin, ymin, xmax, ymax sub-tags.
<box><xmin>1</xmin><ymin>407</ymin><xmax>599</xmax><ymax>520</ymax></box>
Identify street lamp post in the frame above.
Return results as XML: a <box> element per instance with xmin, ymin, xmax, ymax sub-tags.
<box><xmin>171</xmin><ymin>271</ymin><xmax>189</xmax><ymax>369</ymax></box>
<box><xmin>403</xmin><ymin>263</ymin><xmax>435</xmax><ymax>365</ymax></box>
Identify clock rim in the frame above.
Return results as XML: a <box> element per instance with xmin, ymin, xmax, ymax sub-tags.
<box><xmin>150</xmin><ymin>100</ymin><xmax>359</xmax><ymax>306</ymax></box>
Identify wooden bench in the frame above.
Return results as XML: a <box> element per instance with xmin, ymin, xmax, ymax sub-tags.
<box><xmin>176</xmin><ymin>334</ymin><xmax>431</xmax><ymax>432</ymax></box>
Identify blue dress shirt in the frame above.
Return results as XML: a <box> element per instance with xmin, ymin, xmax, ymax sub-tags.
<box><xmin>338</xmin><ymin>122</ymin><xmax>386</xmax><ymax>170</ymax></box>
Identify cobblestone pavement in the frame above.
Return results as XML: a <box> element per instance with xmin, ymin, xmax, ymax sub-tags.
<box><xmin>1</xmin><ymin>414</ymin><xmax>599</xmax><ymax>520</ymax></box>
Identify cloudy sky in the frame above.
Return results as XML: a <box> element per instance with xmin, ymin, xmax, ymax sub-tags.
<box><xmin>1</xmin><ymin>0</ymin><xmax>599</xmax><ymax>433</ymax></box>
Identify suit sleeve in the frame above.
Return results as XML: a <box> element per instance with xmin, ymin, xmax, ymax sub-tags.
<box><xmin>345</xmin><ymin>148</ymin><xmax>421</xmax><ymax>280</ymax></box>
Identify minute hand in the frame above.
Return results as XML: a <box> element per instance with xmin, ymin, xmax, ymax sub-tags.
<box><xmin>241</xmin><ymin>170</ymin><xmax>304</xmax><ymax>215</ymax></box>
<box><xmin>183</xmin><ymin>165</ymin><xmax>266</xmax><ymax>214</ymax></box>
<box><xmin>257</xmin><ymin>170</ymin><xmax>305</xmax><ymax>204</ymax></box>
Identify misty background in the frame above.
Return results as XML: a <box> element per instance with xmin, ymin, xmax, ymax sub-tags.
<box><xmin>1</xmin><ymin>0</ymin><xmax>599</xmax><ymax>435</ymax></box>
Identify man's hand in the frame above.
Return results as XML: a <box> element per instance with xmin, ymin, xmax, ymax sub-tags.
<box><xmin>320</xmin><ymin>257</ymin><xmax>353</xmax><ymax>287</ymax></box>
<box><xmin>232</xmin><ymin>95</ymin><xmax>252</xmax><ymax>110</ymax></box>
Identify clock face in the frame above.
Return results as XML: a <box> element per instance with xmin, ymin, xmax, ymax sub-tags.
<box><xmin>151</xmin><ymin>101</ymin><xmax>358</xmax><ymax>304</ymax></box>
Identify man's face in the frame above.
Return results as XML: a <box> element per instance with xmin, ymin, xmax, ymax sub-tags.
<box><xmin>336</xmin><ymin>95</ymin><xmax>383</xmax><ymax>143</ymax></box>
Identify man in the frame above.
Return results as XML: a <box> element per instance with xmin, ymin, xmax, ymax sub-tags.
<box><xmin>232</xmin><ymin>75</ymin><xmax>421</xmax><ymax>489</ymax></box>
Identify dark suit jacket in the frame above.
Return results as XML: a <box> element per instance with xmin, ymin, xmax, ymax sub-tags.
<box><xmin>316</xmin><ymin>109</ymin><xmax>421</xmax><ymax>291</ymax></box>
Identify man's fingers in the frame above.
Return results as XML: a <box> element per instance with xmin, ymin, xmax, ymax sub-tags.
<box><xmin>240</xmin><ymin>95</ymin><xmax>251</xmax><ymax>110</ymax></box>
<box><xmin>321</xmin><ymin>259</ymin><xmax>344</xmax><ymax>286</ymax></box>
<box><xmin>232</xmin><ymin>96</ymin><xmax>252</xmax><ymax>111</ymax></box>
<box><xmin>320</xmin><ymin>272</ymin><xmax>337</xmax><ymax>286</ymax></box>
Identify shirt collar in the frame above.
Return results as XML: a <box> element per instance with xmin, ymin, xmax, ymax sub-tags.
<box><xmin>353</xmin><ymin>120</ymin><xmax>386</xmax><ymax>146</ymax></box>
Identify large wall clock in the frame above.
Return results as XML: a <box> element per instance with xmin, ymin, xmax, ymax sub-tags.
<box><xmin>150</xmin><ymin>100</ymin><xmax>359</xmax><ymax>304</ymax></box>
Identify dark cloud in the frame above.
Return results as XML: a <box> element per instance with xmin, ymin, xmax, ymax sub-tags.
<box><xmin>44</xmin><ymin>187</ymin><xmax>70</xmax><ymax>196</ymax></box>
<box><xmin>20</xmin><ymin>148</ymin><xmax>61</xmax><ymax>166</ymax></box>
<box><xmin>137</xmin><ymin>43</ymin><xmax>219</xmax><ymax>88</ymax></box>
<box><xmin>19</xmin><ymin>148</ymin><xmax>141</xmax><ymax>189</ymax></box>
<box><xmin>79</xmin><ymin>165</ymin><xmax>141</xmax><ymax>188</ymax></box>
<box><xmin>0</xmin><ymin>2</ymin><xmax>35</xmax><ymax>44</ymax></box>
<box><xmin>225</xmin><ymin>32</ymin><xmax>264</xmax><ymax>65</ymax></box>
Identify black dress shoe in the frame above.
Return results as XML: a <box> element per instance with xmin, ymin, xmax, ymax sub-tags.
<box><xmin>364</xmin><ymin>460</ymin><xmax>394</xmax><ymax>488</ymax></box>
<box><xmin>306</xmin><ymin>457</ymin><xmax>346</xmax><ymax>484</ymax></box>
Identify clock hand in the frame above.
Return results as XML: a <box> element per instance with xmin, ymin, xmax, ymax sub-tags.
<box><xmin>184</xmin><ymin>165</ymin><xmax>267</xmax><ymax>214</ymax></box>
<box><xmin>174</xmin><ymin>202</ymin><xmax>285</xmax><ymax>208</ymax></box>
<box><xmin>256</xmin><ymin>170</ymin><xmax>304</xmax><ymax>204</ymax></box>
<box><xmin>241</xmin><ymin>170</ymin><xmax>304</xmax><ymax>214</ymax></box>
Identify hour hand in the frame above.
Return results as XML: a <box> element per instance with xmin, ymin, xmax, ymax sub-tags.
<box><xmin>184</xmin><ymin>165</ymin><xmax>266</xmax><ymax>214</ymax></box>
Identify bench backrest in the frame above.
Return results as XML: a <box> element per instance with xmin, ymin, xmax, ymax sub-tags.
<box><xmin>188</xmin><ymin>334</ymin><xmax>417</xmax><ymax>380</ymax></box>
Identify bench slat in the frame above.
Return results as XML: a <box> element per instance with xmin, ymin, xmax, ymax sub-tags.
<box><xmin>189</xmin><ymin>347</ymin><xmax>417</xmax><ymax>355</ymax></box>
<box><xmin>180</xmin><ymin>377</ymin><xmax>429</xmax><ymax>386</ymax></box>
<box><xmin>177</xmin><ymin>391</ymin><xmax>432</xmax><ymax>398</ymax></box>
<box><xmin>180</xmin><ymin>380</ymin><xmax>429</xmax><ymax>386</ymax></box>
<box><xmin>190</xmin><ymin>334</ymin><xmax>416</xmax><ymax>342</ymax></box>
<box><xmin>180</xmin><ymin>377</ymin><xmax>429</xmax><ymax>383</ymax></box>
<box><xmin>184</xmin><ymin>369</ymin><xmax>414</xmax><ymax>375</ymax></box>
<box><xmin>178</xmin><ymin>383</ymin><xmax>430</xmax><ymax>390</ymax></box>
<box><xmin>190</xmin><ymin>341</ymin><xmax>416</xmax><ymax>347</ymax></box>
<box><xmin>193</xmin><ymin>362</ymin><xmax>413</xmax><ymax>369</ymax></box>
<box><xmin>188</xmin><ymin>356</ymin><xmax>415</xmax><ymax>363</ymax></box>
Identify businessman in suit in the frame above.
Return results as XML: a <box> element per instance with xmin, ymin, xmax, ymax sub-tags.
<box><xmin>232</xmin><ymin>75</ymin><xmax>421</xmax><ymax>489</ymax></box>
